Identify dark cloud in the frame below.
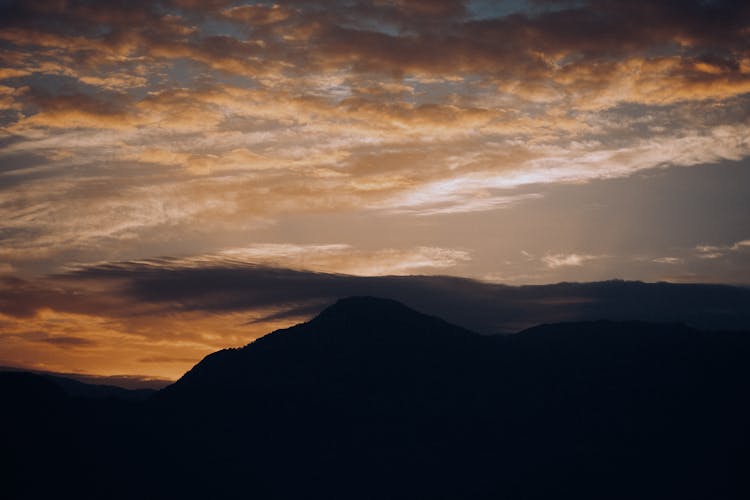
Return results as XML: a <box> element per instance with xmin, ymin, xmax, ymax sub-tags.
<box><xmin>243</xmin><ymin>301</ymin><xmax>333</xmax><ymax>325</ymax></box>
<box><xmin>23</xmin><ymin>87</ymin><xmax>133</xmax><ymax>118</ymax></box>
<box><xmin>59</xmin><ymin>259</ymin><xmax>750</xmax><ymax>333</ymax></box>
<box><xmin>296</xmin><ymin>0</ymin><xmax>750</xmax><ymax>80</ymax></box>
<box><xmin>3</xmin><ymin>256</ymin><xmax>748</xmax><ymax>379</ymax></box>
<box><xmin>0</xmin><ymin>0</ymin><xmax>166</xmax><ymax>32</ymax></box>
<box><xmin>221</xmin><ymin>4</ymin><xmax>296</xmax><ymax>26</ymax></box>
<box><xmin>0</xmin><ymin>273</ymin><xmax>164</xmax><ymax>320</ymax></box>
<box><xmin>2</xmin><ymin>0</ymin><xmax>747</xmax><ymax>83</ymax></box>
<box><xmin>0</xmin><ymin>329</ymin><xmax>97</xmax><ymax>348</ymax></box>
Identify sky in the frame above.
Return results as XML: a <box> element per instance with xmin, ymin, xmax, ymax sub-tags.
<box><xmin>1</xmin><ymin>0</ymin><xmax>749</xmax><ymax>380</ymax></box>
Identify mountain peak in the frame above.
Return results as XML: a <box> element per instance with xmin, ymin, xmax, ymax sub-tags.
<box><xmin>312</xmin><ymin>296</ymin><xmax>424</xmax><ymax>323</ymax></box>
<box><xmin>163</xmin><ymin>297</ymin><xmax>478</xmax><ymax>395</ymax></box>
<box><xmin>302</xmin><ymin>296</ymin><xmax>477</xmax><ymax>343</ymax></box>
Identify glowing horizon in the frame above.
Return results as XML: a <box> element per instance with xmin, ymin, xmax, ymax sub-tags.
<box><xmin>1</xmin><ymin>0</ymin><xmax>749</xmax><ymax>378</ymax></box>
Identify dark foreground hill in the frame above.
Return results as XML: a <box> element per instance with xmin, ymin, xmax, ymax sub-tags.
<box><xmin>3</xmin><ymin>297</ymin><xmax>749</xmax><ymax>499</ymax></box>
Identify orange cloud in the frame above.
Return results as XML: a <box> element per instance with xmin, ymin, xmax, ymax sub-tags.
<box><xmin>222</xmin><ymin>4</ymin><xmax>294</xmax><ymax>25</ymax></box>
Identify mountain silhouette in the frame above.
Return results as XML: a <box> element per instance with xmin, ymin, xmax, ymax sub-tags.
<box><xmin>3</xmin><ymin>297</ymin><xmax>750</xmax><ymax>499</ymax></box>
<box><xmin>163</xmin><ymin>297</ymin><xmax>476</xmax><ymax>396</ymax></box>
<box><xmin>0</xmin><ymin>368</ymin><xmax>157</xmax><ymax>400</ymax></box>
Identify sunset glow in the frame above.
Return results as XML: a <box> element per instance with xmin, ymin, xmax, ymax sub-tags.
<box><xmin>1</xmin><ymin>0</ymin><xmax>749</xmax><ymax>379</ymax></box>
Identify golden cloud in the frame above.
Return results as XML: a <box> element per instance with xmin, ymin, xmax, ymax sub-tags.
<box><xmin>222</xmin><ymin>4</ymin><xmax>295</xmax><ymax>25</ymax></box>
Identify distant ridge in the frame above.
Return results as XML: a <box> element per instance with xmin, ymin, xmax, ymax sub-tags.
<box><xmin>0</xmin><ymin>367</ymin><xmax>158</xmax><ymax>400</ymax></box>
<box><xmin>0</xmin><ymin>365</ymin><xmax>169</xmax><ymax>391</ymax></box>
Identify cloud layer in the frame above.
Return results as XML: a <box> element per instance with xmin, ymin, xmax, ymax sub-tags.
<box><xmin>2</xmin><ymin>257</ymin><xmax>750</xmax><ymax>379</ymax></box>
<box><xmin>1</xmin><ymin>0</ymin><xmax>749</xmax><ymax>271</ymax></box>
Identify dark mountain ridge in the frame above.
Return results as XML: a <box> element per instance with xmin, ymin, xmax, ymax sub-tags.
<box><xmin>3</xmin><ymin>296</ymin><xmax>749</xmax><ymax>499</ymax></box>
<box><xmin>0</xmin><ymin>368</ymin><xmax>157</xmax><ymax>400</ymax></box>
<box><xmin>0</xmin><ymin>365</ymin><xmax>169</xmax><ymax>390</ymax></box>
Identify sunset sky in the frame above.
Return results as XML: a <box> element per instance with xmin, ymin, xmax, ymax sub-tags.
<box><xmin>1</xmin><ymin>0</ymin><xmax>749</xmax><ymax>380</ymax></box>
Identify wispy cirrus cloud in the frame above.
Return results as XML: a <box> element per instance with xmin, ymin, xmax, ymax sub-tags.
<box><xmin>542</xmin><ymin>253</ymin><xmax>602</xmax><ymax>269</ymax></box>
<box><xmin>652</xmin><ymin>257</ymin><xmax>683</xmax><ymax>265</ymax></box>
<box><xmin>149</xmin><ymin>243</ymin><xmax>472</xmax><ymax>276</ymax></box>
<box><xmin>696</xmin><ymin>238</ymin><xmax>750</xmax><ymax>259</ymax></box>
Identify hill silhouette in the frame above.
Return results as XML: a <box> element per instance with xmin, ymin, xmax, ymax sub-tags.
<box><xmin>0</xmin><ymin>368</ymin><xmax>158</xmax><ymax>399</ymax></box>
<box><xmin>3</xmin><ymin>297</ymin><xmax>750</xmax><ymax>499</ymax></box>
<box><xmin>163</xmin><ymin>297</ymin><xmax>476</xmax><ymax>396</ymax></box>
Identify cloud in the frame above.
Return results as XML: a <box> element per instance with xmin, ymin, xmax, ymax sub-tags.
<box><xmin>221</xmin><ymin>4</ymin><xmax>295</xmax><ymax>25</ymax></box>
<box><xmin>214</xmin><ymin>244</ymin><xmax>472</xmax><ymax>275</ymax></box>
<box><xmin>0</xmin><ymin>68</ymin><xmax>30</xmax><ymax>79</ymax></box>
<box><xmin>2</xmin><ymin>0</ymin><xmax>748</xmax><ymax>107</ymax></box>
<box><xmin>542</xmin><ymin>253</ymin><xmax>601</xmax><ymax>268</ymax></box>
<box><xmin>2</xmin><ymin>258</ymin><xmax>750</xmax><ymax>379</ymax></box>
<box><xmin>386</xmin><ymin>186</ymin><xmax>543</xmax><ymax>215</ymax></box>
<box><xmin>653</xmin><ymin>257</ymin><xmax>683</xmax><ymax>265</ymax></box>
<box><xmin>5</xmin><ymin>260</ymin><xmax>749</xmax><ymax>330</ymax></box>
<box><xmin>3</xmin><ymin>87</ymin><xmax>748</xmax><ymax>270</ymax></box>
<box><xmin>33</xmin><ymin>335</ymin><xmax>98</xmax><ymax>348</ymax></box>
<box><xmin>78</xmin><ymin>73</ymin><xmax>148</xmax><ymax>91</ymax></box>
<box><xmin>696</xmin><ymin>238</ymin><xmax>750</xmax><ymax>259</ymax></box>
<box><xmin>0</xmin><ymin>1</ymin><xmax>748</xmax><ymax>313</ymax></box>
